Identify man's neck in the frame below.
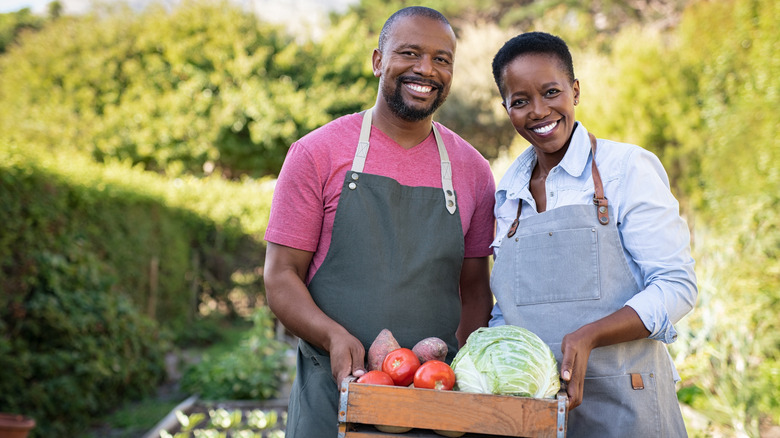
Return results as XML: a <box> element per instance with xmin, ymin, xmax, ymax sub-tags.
<box><xmin>371</xmin><ymin>102</ymin><xmax>433</xmax><ymax>150</ymax></box>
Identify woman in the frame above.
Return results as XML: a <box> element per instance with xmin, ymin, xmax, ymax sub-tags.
<box><xmin>489</xmin><ymin>32</ymin><xmax>697</xmax><ymax>437</ymax></box>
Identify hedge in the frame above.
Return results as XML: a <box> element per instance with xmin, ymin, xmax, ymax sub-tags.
<box><xmin>0</xmin><ymin>141</ymin><xmax>274</xmax><ymax>436</ymax></box>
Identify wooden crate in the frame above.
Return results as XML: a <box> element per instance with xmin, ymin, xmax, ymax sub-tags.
<box><xmin>337</xmin><ymin>377</ymin><xmax>568</xmax><ymax>438</ymax></box>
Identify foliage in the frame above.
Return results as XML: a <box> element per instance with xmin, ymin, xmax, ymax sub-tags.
<box><xmin>0</xmin><ymin>1</ymin><xmax>375</xmax><ymax>180</ymax></box>
<box><xmin>667</xmin><ymin>0</ymin><xmax>780</xmax><ymax>435</ymax></box>
<box><xmin>0</xmin><ymin>238</ymin><xmax>167</xmax><ymax>437</ymax></box>
<box><xmin>0</xmin><ymin>7</ymin><xmax>44</xmax><ymax>53</ymax></box>
<box><xmin>0</xmin><ymin>140</ymin><xmax>273</xmax><ymax>325</ymax></box>
<box><xmin>0</xmin><ymin>139</ymin><xmax>274</xmax><ymax>435</ymax></box>
<box><xmin>180</xmin><ymin>307</ymin><xmax>293</xmax><ymax>401</ymax></box>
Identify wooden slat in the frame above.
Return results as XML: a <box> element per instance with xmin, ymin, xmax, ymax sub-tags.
<box><xmin>340</xmin><ymin>383</ymin><xmax>562</xmax><ymax>437</ymax></box>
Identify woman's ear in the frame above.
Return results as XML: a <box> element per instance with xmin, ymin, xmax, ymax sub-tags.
<box><xmin>573</xmin><ymin>79</ymin><xmax>580</xmax><ymax>104</ymax></box>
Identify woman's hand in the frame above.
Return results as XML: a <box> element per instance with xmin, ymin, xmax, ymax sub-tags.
<box><xmin>560</xmin><ymin>327</ymin><xmax>596</xmax><ymax>409</ymax></box>
<box><xmin>560</xmin><ymin>306</ymin><xmax>651</xmax><ymax>410</ymax></box>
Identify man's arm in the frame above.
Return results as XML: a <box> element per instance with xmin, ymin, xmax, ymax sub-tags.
<box><xmin>263</xmin><ymin>242</ymin><xmax>366</xmax><ymax>384</ymax></box>
<box><xmin>456</xmin><ymin>256</ymin><xmax>493</xmax><ymax>347</ymax></box>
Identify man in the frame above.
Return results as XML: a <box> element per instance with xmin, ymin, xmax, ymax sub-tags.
<box><xmin>263</xmin><ymin>7</ymin><xmax>495</xmax><ymax>436</ymax></box>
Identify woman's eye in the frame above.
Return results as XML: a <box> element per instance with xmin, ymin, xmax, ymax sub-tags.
<box><xmin>545</xmin><ymin>89</ymin><xmax>561</xmax><ymax>97</ymax></box>
<box><xmin>510</xmin><ymin>99</ymin><xmax>527</xmax><ymax>107</ymax></box>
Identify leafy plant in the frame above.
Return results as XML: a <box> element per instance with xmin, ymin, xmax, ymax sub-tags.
<box><xmin>161</xmin><ymin>408</ymin><xmax>285</xmax><ymax>438</ymax></box>
<box><xmin>180</xmin><ymin>307</ymin><xmax>293</xmax><ymax>401</ymax></box>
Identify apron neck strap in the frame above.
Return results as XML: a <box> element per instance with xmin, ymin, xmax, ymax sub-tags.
<box><xmin>589</xmin><ymin>132</ymin><xmax>609</xmax><ymax>225</ymax></box>
<box><xmin>352</xmin><ymin>108</ymin><xmax>457</xmax><ymax>215</ymax></box>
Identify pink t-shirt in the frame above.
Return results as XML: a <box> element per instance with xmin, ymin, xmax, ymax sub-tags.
<box><xmin>264</xmin><ymin>112</ymin><xmax>496</xmax><ymax>284</ymax></box>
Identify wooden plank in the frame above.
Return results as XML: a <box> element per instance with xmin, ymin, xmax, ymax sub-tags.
<box><xmin>340</xmin><ymin>383</ymin><xmax>562</xmax><ymax>437</ymax></box>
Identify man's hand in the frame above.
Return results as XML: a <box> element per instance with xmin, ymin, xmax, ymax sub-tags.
<box><xmin>325</xmin><ymin>329</ymin><xmax>367</xmax><ymax>385</ymax></box>
<box><xmin>264</xmin><ymin>242</ymin><xmax>366</xmax><ymax>385</ymax></box>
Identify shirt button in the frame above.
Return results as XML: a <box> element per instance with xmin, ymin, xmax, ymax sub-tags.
<box><xmin>549</xmin><ymin>191</ymin><xmax>555</xmax><ymax>197</ymax></box>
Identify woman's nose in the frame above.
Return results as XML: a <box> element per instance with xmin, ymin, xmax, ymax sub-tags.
<box><xmin>529</xmin><ymin>98</ymin><xmax>550</xmax><ymax>119</ymax></box>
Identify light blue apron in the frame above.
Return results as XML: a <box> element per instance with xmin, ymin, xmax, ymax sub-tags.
<box><xmin>284</xmin><ymin>109</ymin><xmax>464</xmax><ymax>437</ymax></box>
<box><xmin>490</xmin><ymin>133</ymin><xmax>686</xmax><ymax>437</ymax></box>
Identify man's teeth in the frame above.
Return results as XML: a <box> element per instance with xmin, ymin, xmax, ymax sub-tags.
<box><xmin>533</xmin><ymin>121</ymin><xmax>557</xmax><ymax>134</ymax></box>
<box><xmin>407</xmin><ymin>83</ymin><xmax>432</xmax><ymax>93</ymax></box>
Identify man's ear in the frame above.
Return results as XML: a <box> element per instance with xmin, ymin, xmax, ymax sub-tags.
<box><xmin>371</xmin><ymin>48</ymin><xmax>382</xmax><ymax>78</ymax></box>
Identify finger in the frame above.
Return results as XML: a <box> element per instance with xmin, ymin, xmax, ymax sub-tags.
<box><xmin>560</xmin><ymin>347</ymin><xmax>574</xmax><ymax>382</ymax></box>
<box><xmin>351</xmin><ymin>344</ymin><xmax>366</xmax><ymax>377</ymax></box>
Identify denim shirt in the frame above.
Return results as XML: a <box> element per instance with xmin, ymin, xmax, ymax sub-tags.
<box><xmin>490</xmin><ymin>123</ymin><xmax>697</xmax><ymax>344</ymax></box>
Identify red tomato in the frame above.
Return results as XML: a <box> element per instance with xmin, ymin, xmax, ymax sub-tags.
<box><xmin>356</xmin><ymin>370</ymin><xmax>394</xmax><ymax>386</ymax></box>
<box><xmin>382</xmin><ymin>348</ymin><xmax>420</xmax><ymax>386</ymax></box>
<box><xmin>413</xmin><ymin>360</ymin><xmax>456</xmax><ymax>390</ymax></box>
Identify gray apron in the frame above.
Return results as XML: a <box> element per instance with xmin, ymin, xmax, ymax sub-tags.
<box><xmin>490</xmin><ymin>133</ymin><xmax>686</xmax><ymax>437</ymax></box>
<box><xmin>285</xmin><ymin>109</ymin><xmax>465</xmax><ymax>437</ymax></box>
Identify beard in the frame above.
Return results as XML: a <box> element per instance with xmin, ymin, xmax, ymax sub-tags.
<box><xmin>382</xmin><ymin>75</ymin><xmax>447</xmax><ymax>122</ymax></box>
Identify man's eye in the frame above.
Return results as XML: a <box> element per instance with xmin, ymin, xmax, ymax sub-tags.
<box><xmin>510</xmin><ymin>99</ymin><xmax>527</xmax><ymax>107</ymax></box>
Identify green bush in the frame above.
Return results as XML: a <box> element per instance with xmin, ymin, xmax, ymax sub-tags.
<box><xmin>0</xmin><ymin>140</ymin><xmax>275</xmax><ymax>435</ymax></box>
<box><xmin>0</xmin><ymin>244</ymin><xmax>167</xmax><ymax>437</ymax></box>
<box><xmin>0</xmin><ymin>1</ymin><xmax>375</xmax><ymax>179</ymax></box>
<box><xmin>180</xmin><ymin>306</ymin><xmax>292</xmax><ymax>401</ymax></box>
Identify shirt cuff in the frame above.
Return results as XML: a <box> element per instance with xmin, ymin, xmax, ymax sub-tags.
<box><xmin>625</xmin><ymin>294</ymin><xmax>678</xmax><ymax>344</ymax></box>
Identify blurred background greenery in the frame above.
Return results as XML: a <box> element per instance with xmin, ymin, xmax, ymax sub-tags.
<box><xmin>0</xmin><ymin>0</ymin><xmax>777</xmax><ymax>437</ymax></box>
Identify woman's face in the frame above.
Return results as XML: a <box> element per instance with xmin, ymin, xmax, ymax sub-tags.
<box><xmin>501</xmin><ymin>53</ymin><xmax>579</xmax><ymax>157</ymax></box>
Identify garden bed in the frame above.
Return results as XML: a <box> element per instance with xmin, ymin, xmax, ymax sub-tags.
<box><xmin>146</xmin><ymin>396</ymin><xmax>288</xmax><ymax>438</ymax></box>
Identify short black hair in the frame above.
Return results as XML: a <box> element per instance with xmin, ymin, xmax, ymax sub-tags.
<box><xmin>378</xmin><ymin>7</ymin><xmax>452</xmax><ymax>52</ymax></box>
<box><xmin>491</xmin><ymin>32</ymin><xmax>575</xmax><ymax>99</ymax></box>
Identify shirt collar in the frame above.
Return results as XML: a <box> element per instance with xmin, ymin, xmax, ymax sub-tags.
<box><xmin>495</xmin><ymin>122</ymin><xmax>591</xmax><ymax>208</ymax></box>
<box><xmin>558</xmin><ymin>122</ymin><xmax>592</xmax><ymax>178</ymax></box>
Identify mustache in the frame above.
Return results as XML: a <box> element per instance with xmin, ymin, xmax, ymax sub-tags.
<box><xmin>397</xmin><ymin>75</ymin><xmax>443</xmax><ymax>90</ymax></box>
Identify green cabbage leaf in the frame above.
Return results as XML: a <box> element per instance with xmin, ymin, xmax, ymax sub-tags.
<box><xmin>451</xmin><ymin>325</ymin><xmax>560</xmax><ymax>398</ymax></box>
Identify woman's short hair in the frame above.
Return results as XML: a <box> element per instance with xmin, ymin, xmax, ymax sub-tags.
<box><xmin>491</xmin><ymin>32</ymin><xmax>575</xmax><ymax>99</ymax></box>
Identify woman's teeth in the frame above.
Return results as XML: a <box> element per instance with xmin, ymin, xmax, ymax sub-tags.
<box><xmin>533</xmin><ymin>121</ymin><xmax>557</xmax><ymax>134</ymax></box>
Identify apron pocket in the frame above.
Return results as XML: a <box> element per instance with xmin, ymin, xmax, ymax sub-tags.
<box><xmin>513</xmin><ymin>227</ymin><xmax>601</xmax><ymax>305</ymax></box>
<box><xmin>297</xmin><ymin>340</ymin><xmax>335</xmax><ymax>384</ymax></box>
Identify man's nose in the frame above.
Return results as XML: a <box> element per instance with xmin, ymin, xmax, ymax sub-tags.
<box><xmin>412</xmin><ymin>55</ymin><xmax>434</xmax><ymax>76</ymax></box>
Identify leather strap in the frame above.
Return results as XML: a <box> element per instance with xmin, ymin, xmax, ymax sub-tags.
<box><xmin>589</xmin><ymin>132</ymin><xmax>609</xmax><ymax>225</ymax></box>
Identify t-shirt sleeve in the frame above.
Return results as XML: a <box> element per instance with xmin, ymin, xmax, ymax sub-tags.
<box><xmin>264</xmin><ymin>141</ymin><xmax>325</xmax><ymax>252</ymax></box>
<box><xmin>463</xmin><ymin>160</ymin><xmax>496</xmax><ymax>258</ymax></box>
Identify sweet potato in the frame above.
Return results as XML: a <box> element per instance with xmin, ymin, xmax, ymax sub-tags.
<box><xmin>434</xmin><ymin>430</ymin><xmax>466</xmax><ymax>437</ymax></box>
<box><xmin>368</xmin><ymin>329</ymin><xmax>401</xmax><ymax>371</ymax></box>
<box><xmin>375</xmin><ymin>425</ymin><xmax>413</xmax><ymax>433</ymax></box>
<box><xmin>412</xmin><ymin>337</ymin><xmax>448</xmax><ymax>363</ymax></box>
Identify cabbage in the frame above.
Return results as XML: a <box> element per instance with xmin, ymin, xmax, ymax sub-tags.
<box><xmin>451</xmin><ymin>325</ymin><xmax>560</xmax><ymax>398</ymax></box>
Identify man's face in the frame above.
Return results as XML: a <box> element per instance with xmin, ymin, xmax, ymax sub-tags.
<box><xmin>373</xmin><ymin>15</ymin><xmax>456</xmax><ymax>122</ymax></box>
